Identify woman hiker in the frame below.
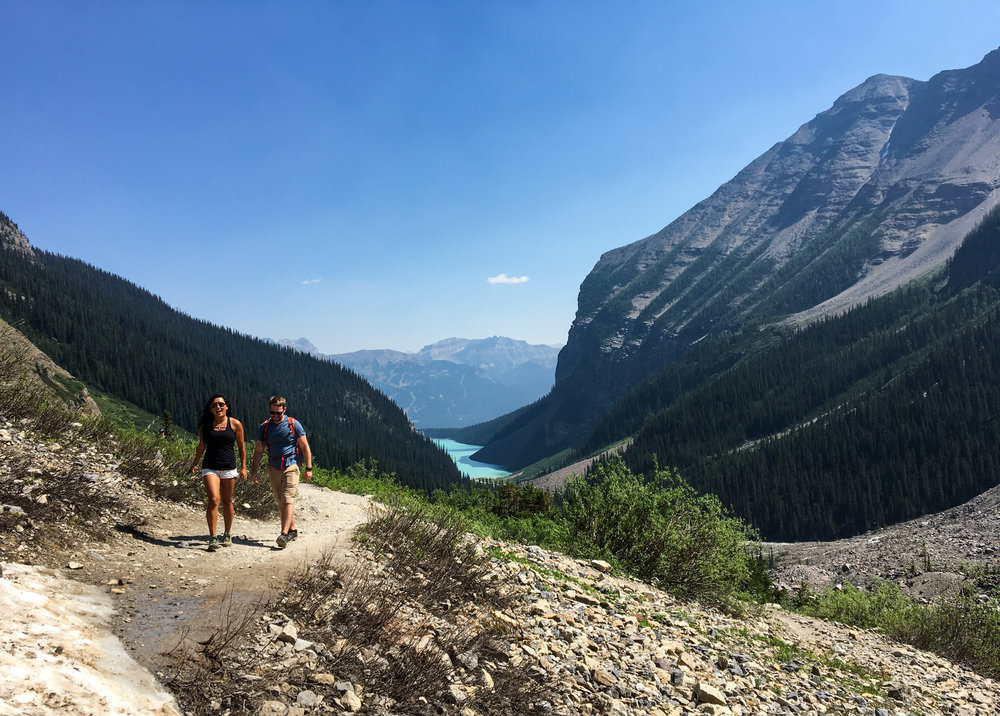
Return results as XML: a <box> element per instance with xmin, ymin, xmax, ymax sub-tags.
<box><xmin>188</xmin><ymin>394</ymin><xmax>247</xmax><ymax>551</ymax></box>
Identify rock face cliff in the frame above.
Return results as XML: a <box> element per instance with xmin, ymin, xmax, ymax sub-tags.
<box><xmin>477</xmin><ymin>48</ymin><xmax>1000</xmax><ymax>468</ymax></box>
<box><xmin>0</xmin><ymin>212</ymin><xmax>34</xmax><ymax>256</ymax></box>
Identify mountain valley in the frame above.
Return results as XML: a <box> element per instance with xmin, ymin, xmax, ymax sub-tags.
<box><xmin>471</xmin><ymin>47</ymin><xmax>1000</xmax><ymax>541</ymax></box>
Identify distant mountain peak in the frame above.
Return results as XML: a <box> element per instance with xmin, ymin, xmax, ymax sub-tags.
<box><xmin>276</xmin><ymin>337</ymin><xmax>320</xmax><ymax>354</ymax></box>
<box><xmin>310</xmin><ymin>336</ymin><xmax>561</xmax><ymax>428</ymax></box>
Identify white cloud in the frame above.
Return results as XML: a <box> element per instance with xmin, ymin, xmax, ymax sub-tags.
<box><xmin>487</xmin><ymin>273</ymin><xmax>529</xmax><ymax>285</ymax></box>
<box><xmin>302</xmin><ymin>278</ymin><xmax>321</xmax><ymax>285</ymax></box>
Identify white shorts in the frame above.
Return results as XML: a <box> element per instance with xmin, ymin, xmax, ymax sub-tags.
<box><xmin>201</xmin><ymin>468</ymin><xmax>238</xmax><ymax>479</ymax></box>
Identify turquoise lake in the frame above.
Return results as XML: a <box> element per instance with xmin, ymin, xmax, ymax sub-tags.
<box><xmin>433</xmin><ymin>438</ymin><xmax>512</xmax><ymax>479</ymax></box>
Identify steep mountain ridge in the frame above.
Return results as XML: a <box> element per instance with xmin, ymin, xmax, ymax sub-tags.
<box><xmin>477</xmin><ymin>47</ymin><xmax>1000</xmax><ymax>469</ymax></box>
<box><xmin>0</xmin><ymin>316</ymin><xmax>99</xmax><ymax>417</ymax></box>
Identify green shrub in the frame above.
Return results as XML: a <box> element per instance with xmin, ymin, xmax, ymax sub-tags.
<box><xmin>798</xmin><ymin>581</ymin><xmax>919</xmax><ymax>631</ymax></box>
<box><xmin>312</xmin><ymin>457</ymin><xmax>418</xmax><ymax>503</ymax></box>
<box><xmin>559</xmin><ymin>456</ymin><xmax>761</xmax><ymax>607</ymax></box>
<box><xmin>433</xmin><ymin>480</ymin><xmax>556</xmax><ymax>520</ymax></box>
<box><xmin>800</xmin><ymin>582</ymin><xmax>1000</xmax><ymax>679</ymax></box>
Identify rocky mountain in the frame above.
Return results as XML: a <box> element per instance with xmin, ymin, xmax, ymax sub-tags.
<box><xmin>279</xmin><ymin>337</ymin><xmax>559</xmax><ymax>428</ymax></box>
<box><xmin>476</xmin><ymin>47</ymin><xmax>1000</xmax><ymax>469</ymax></box>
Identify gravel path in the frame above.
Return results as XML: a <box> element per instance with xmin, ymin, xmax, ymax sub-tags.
<box><xmin>72</xmin><ymin>483</ymin><xmax>371</xmax><ymax>678</ymax></box>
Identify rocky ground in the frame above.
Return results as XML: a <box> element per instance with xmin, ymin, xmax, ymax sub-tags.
<box><xmin>2</xmin><ymin>419</ymin><xmax>1000</xmax><ymax>715</ymax></box>
<box><xmin>767</xmin><ymin>485</ymin><xmax>1000</xmax><ymax>602</ymax></box>
<box><xmin>472</xmin><ymin>539</ymin><xmax>1000</xmax><ymax>716</ymax></box>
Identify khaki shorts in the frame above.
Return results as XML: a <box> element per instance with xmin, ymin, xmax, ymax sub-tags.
<box><xmin>267</xmin><ymin>464</ymin><xmax>299</xmax><ymax>505</ymax></box>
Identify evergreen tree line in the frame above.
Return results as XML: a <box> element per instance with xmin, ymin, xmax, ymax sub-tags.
<box><xmin>613</xmin><ymin>281</ymin><xmax>1000</xmax><ymax>540</ymax></box>
<box><xmin>579</xmin><ymin>206</ymin><xmax>1000</xmax><ymax>541</ymax></box>
<box><xmin>0</xmin><ymin>243</ymin><xmax>466</xmax><ymax>492</ymax></box>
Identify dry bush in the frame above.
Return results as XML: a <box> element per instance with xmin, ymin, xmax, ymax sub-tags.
<box><xmin>164</xmin><ymin>589</ymin><xmax>274</xmax><ymax>714</ymax></box>
<box><xmin>273</xmin><ymin>549</ymin><xmax>554</xmax><ymax>715</ymax></box>
<box><xmin>357</xmin><ymin>494</ymin><xmax>513</xmax><ymax>613</ymax></box>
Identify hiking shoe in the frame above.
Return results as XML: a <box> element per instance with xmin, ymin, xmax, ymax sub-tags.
<box><xmin>287</xmin><ymin>529</ymin><xmax>298</xmax><ymax>542</ymax></box>
<box><xmin>207</xmin><ymin>536</ymin><xmax>220</xmax><ymax>552</ymax></box>
<box><xmin>276</xmin><ymin>533</ymin><xmax>288</xmax><ymax>549</ymax></box>
<box><xmin>221</xmin><ymin>533</ymin><xmax>233</xmax><ymax>547</ymax></box>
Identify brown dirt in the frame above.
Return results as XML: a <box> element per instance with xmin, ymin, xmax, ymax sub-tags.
<box><xmin>65</xmin><ymin>483</ymin><xmax>371</xmax><ymax>679</ymax></box>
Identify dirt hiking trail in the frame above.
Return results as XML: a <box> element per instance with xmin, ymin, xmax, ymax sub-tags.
<box><xmin>83</xmin><ymin>484</ymin><xmax>371</xmax><ymax>676</ymax></box>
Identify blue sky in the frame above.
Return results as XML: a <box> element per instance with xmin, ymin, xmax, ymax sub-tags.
<box><xmin>3</xmin><ymin>1</ymin><xmax>1000</xmax><ymax>353</ymax></box>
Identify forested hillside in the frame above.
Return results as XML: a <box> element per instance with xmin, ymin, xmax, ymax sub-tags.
<box><xmin>568</xmin><ymin>207</ymin><xmax>1000</xmax><ymax>540</ymax></box>
<box><xmin>0</xmin><ymin>218</ymin><xmax>464</xmax><ymax>492</ymax></box>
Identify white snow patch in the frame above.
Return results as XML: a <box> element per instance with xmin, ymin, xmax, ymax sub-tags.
<box><xmin>0</xmin><ymin>563</ymin><xmax>180</xmax><ymax>715</ymax></box>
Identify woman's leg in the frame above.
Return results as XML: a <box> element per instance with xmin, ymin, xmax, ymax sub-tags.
<box><xmin>220</xmin><ymin>477</ymin><xmax>236</xmax><ymax>534</ymax></box>
<box><xmin>203</xmin><ymin>472</ymin><xmax>221</xmax><ymax>536</ymax></box>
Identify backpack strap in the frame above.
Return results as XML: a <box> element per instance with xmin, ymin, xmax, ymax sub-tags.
<box><xmin>288</xmin><ymin>417</ymin><xmax>302</xmax><ymax>465</ymax></box>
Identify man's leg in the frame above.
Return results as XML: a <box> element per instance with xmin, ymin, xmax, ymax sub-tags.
<box><xmin>268</xmin><ymin>464</ymin><xmax>285</xmax><ymax>537</ymax></box>
<box><xmin>280</xmin><ymin>500</ymin><xmax>294</xmax><ymax>534</ymax></box>
<box><xmin>281</xmin><ymin>463</ymin><xmax>299</xmax><ymax>534</ymax></box>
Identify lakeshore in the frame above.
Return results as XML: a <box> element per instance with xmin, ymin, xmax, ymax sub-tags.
<box><xmin>433</xmin><ymin>438</ymin><xmax>512</xmax><ymax>479</ymax></box>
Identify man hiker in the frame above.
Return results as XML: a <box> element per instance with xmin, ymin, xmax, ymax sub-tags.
<box><xmin>250</xmin><ymin>395</ymin><xmax>313</xmax><ymax>548</ymax></box>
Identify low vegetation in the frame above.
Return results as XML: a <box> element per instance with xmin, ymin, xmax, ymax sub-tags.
<box><xmin>559</xmin><ymin>458</ymin><xmax>764</xmax><ymax>608</ymax></box>
<box><xmin>794</xmin><ymin>581</ymin><xmax>1000</xmax><ymax>680</ymax></box>
<box><xmin>321</xmin><ymin>456</ymin><xmax>766</xmax><ymax>611</ymax></box>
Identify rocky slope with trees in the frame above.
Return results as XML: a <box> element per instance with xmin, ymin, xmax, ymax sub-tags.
<box><xmin>2</xmin><ymin>415</ymin><xmax>999</xmax><ymax>715</ymax></box>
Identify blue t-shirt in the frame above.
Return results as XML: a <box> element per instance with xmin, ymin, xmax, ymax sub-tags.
<box><xmin>258</xmin><ymin>416</ymin><xmax>306</xmax><ymax>466</ymax></box>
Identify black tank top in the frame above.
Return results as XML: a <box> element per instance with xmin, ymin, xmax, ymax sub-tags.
<box><xmin>203</xmin><ymin>417</ymin><xmax>237</xmax><ymax>470</ymax></box>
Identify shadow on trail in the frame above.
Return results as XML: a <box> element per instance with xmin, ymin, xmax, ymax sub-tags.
<box><xmin>114</xmin><ymin>524</ymin><xmax>177</xmax><ymax>548</ymax></box>
<box><xmin>114</xmin><ymin>524</ymin><xmax>275</xmax><ymax>550</ymax></box>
